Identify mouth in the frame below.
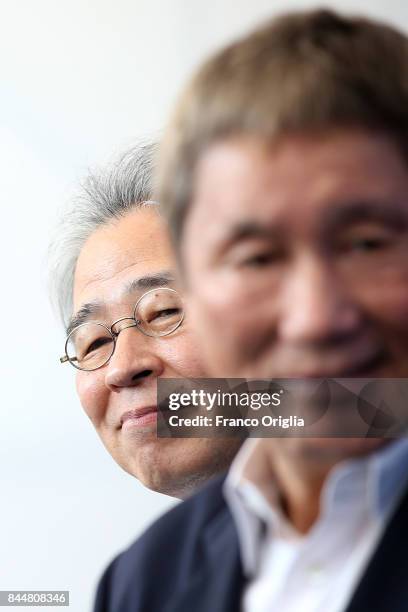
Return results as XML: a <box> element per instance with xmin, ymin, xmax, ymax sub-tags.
<box><xmin>120</xmin><ymin>406</ymin><xmax>158</xmax><ymax>430</ymax></box>
<box><xmin>285</xmin><ymin>347</ymin><xmax>388</xmax><ymax>379</ymax></box>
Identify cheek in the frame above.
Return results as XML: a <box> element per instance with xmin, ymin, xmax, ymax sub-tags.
<box><xmin>186</xmin><ymin>293</ymin><xmax>260</xmax><ymax>376</ymax></box>
<box><xmin>161</xmin><ymin>331</ymin><xmax>208</xmax><ymax>377</ymax></box>
<box><xmin>358</xmin><ymin>278</ymin><xmax>408</xmax><ymax>327</ymax></box>
<box><xmin>190</xmin><ymin>280</ymin><xmax>273</xmax><ymax>346</ymax></box>
<box><xmin>187</xmin><ymin>279</ymin><xmax>283</xmax><ymax>377</ymax></box>
<box><xmin>75</xmin><ymin>371</ymin><xmax>108</xmax><ymax>426</ymax></box>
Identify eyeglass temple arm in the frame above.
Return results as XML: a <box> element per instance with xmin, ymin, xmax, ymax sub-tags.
<box><xmin>60</xmin><ymin>356</ymin><xmax>78</xmax><ymax>364</ymax></box>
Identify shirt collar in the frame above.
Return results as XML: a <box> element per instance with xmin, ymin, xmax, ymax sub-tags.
<box><xmin>224</xmin><ymin>438</ymin><xmax>408</xmax><ymax>576</ymax></box>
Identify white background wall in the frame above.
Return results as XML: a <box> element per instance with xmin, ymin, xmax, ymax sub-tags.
<box><xmin>1</xmin><ymin>1</ymin><xmax>407</xmax><ymax>610</ymax></box>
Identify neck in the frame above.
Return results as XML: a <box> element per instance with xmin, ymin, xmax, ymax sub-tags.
<box><xmin>269</xmin><ymin>447</ymin><xmax>329</xmax><ymax>533</ymax></box>
<box><xmin>258</xmin><ymin>438</ymin><xmax>355</xmax><ymax>534</ymax></box>
<box><xmin>262</xmin><ymin>438</ymin><xmax>388</xmax><ymax>533</ymax></box>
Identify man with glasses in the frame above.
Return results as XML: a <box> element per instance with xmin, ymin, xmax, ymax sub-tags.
<box><xmin>49</xmin><ymin>142</ymin><xmax>241</xmax><ymax>499</ymax></box>
<box><xmin>94</xmin><ymin>10</ymin><xmax>408</xmax><ymax>612</ymax></box>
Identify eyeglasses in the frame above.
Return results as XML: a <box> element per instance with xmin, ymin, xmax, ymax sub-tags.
<box><xmin>60</xmin><ymin>287</ymin><xmax>184</xmax><ymax>371</ymax></box>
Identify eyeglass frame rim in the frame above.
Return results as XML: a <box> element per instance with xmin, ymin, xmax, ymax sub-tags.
<box><xmin>59</xmin><ymin>287</ymin><xmax>185</xmax><ymax>371</ymax></box>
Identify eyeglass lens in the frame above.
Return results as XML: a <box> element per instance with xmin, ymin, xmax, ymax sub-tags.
<box><xmin>65</xmin><ymin>288</ymin><xmax>183</xmax><ymax>370</ymax></box>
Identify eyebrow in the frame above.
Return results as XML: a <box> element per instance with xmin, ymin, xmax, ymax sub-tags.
<box><xmin>216</xmin><ymin>221</ymin><xmax>283</xmax><ymax>254</ymax></box>
<box><xmin>124</xmin><ymin>271</ymin><xmax>175</xmax><ymax>293</ymax></box>
<box><xmin>215</xmin><ymin>200</ymin><xmax>408</xmax><ymax>256</ymax></box>
<box><xmin>323</xmin><ymin>200</ymin><xmax>408</xmax><ymax>231</ymax></box>
<box><xmin>66</xmin><ymin>303</ymin><xmax>103</xmax><ymax>336</ymax></box>
<box><xmin>67</xmin><ymin>271</ymin><xmax>175</xmax><ymax>335</ymax></box>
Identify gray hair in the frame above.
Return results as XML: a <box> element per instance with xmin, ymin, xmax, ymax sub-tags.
<box><xmin>48</xmin><ymin>141</ymin><xmax>158</xmax><ymax>330</ymax></box>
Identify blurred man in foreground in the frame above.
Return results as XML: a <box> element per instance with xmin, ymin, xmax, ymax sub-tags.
<box><xmin>95</xmin><ymin>10</ymin><xmax>408</xmax><ymax>611</ymax></box>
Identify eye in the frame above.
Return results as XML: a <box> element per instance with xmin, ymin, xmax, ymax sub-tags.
<box><xmin>83</xmin><ymin>336</ymin><xmax>112</xmax><ymax>356</ymax></box>
<box><xmin>150</xmin><ymin>307</ymin><xmax>181</xmax><ymax>321</ymax></box>
<box><xmin>226</xmin><ymin>239</ymin><xmax>284</xmax><ymax>270</ymax></box>
<box><xmin>341</xmin><ymin>232</ymin><xmax>392</xmax><ymax>254</ymax></box>
<box><xmin>239</xmin><ymin>250</ymin><xmax>282</xmax><ymax>268</ymax></box>
<box><xmin>337</xmin><ymin>221</ymin><xmax>396</xmax><ymax>255</ymax></box>
<box><xmin>349</xmin><ymin>236</ymin><xmax>389</xmax><ymax>251</ymax></box>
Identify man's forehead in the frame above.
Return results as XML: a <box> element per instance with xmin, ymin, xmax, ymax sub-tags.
<box><xmin>79</xmin><ymin>270</ymin><xmax>176</xmax><ymax>306</ymax></box>
<box><xmin>190</xmin><ymin>131</ymin><xmax>408</xmax><ymax>231</ymax></box>
<box><xmin>73</xmin><ymin>206</ymin><xmax>176</xmax><ymax>298</ymax></box>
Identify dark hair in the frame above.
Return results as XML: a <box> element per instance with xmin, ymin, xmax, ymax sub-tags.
<box><xmin>158</xmin><ymin>9</ymin><xmax>408</xmax><ymax>244</ymax></box>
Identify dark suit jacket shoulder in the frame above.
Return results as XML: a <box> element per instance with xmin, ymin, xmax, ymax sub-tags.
<box><xmin>93</xmin><ymin>473</ymin><xmax>244</xmax><ymax>612</ymax></box>
<box><xmin>94</xmin><ymin>472</ymin><xmax>408</xmax><ymax>612</ymax></box>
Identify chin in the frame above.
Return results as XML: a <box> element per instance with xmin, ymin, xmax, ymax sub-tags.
<box><xmin>123</xmin><ymin>438</ymin><xmax>176</xmax><ymax>490</ymax></box>
<box><xmin>120</xmin><ymin>438</ymin><xmax>199</xmax><ymax>498</ymax></box>
<box><xmin>294</xmin><ymin>437</ymin><xmax>389</xmax><ymax>462</ymax></box>
<box><xmin>125</xmin><ymin>438</ymin><xmax>242</xmax><ymax>498</ymax></box>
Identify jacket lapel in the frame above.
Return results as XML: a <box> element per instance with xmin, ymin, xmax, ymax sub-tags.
<box><xmin>346</xmin><ymin>485</ymin><xmax>408</xmax><ymax>612</ymax></box>
<box><xmin>164</xmin><ymin>482</ymin><xmax>408</xmax><ymax>611</ymax></box>
<box><xmin>167</xmin><ymin>506</ymin><xmax>245</xmax><ymax>612</ymax></box>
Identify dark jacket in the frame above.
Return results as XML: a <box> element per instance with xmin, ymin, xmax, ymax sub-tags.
<box><xmin>94</xmin><ymin>473</ymin><xmax>408</xmax><ymax>612</ymax></box>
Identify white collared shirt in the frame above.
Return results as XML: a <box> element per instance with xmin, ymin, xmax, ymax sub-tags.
<box><xmin>224</xmin><ymin>438</ymin><xmax>408</xmax><ymax>612</ymax></box>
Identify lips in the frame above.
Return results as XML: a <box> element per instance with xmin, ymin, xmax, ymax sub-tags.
<box><xmin>279</xmin><ymin>347</ymin><xmax>388</xmax><ymax>379</ymax></box>
<box><xmin>120</xmin><ymin>406</ymin><xmax>158</xmax><ymax>428</ymax></box>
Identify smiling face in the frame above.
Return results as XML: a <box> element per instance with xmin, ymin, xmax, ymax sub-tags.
<box><xmin>73</xmin><ymin>207</ymin><xmax>240</xmax><ymax>497</ymax></box>
<box><xmin>181</xmin><ymin>129</ymin><xmax>408</xmax><ymax>458</ymax></box>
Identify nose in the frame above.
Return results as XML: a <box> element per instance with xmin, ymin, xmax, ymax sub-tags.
<box><xmin>278</xmin><ymin>256</ymin><xmax>363</xmax><ymax>346</ymax></box>
<box><xmin>104</xmin><ymin>326</ymin><xmax>164</xmax><ymax>390</ymax></box>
